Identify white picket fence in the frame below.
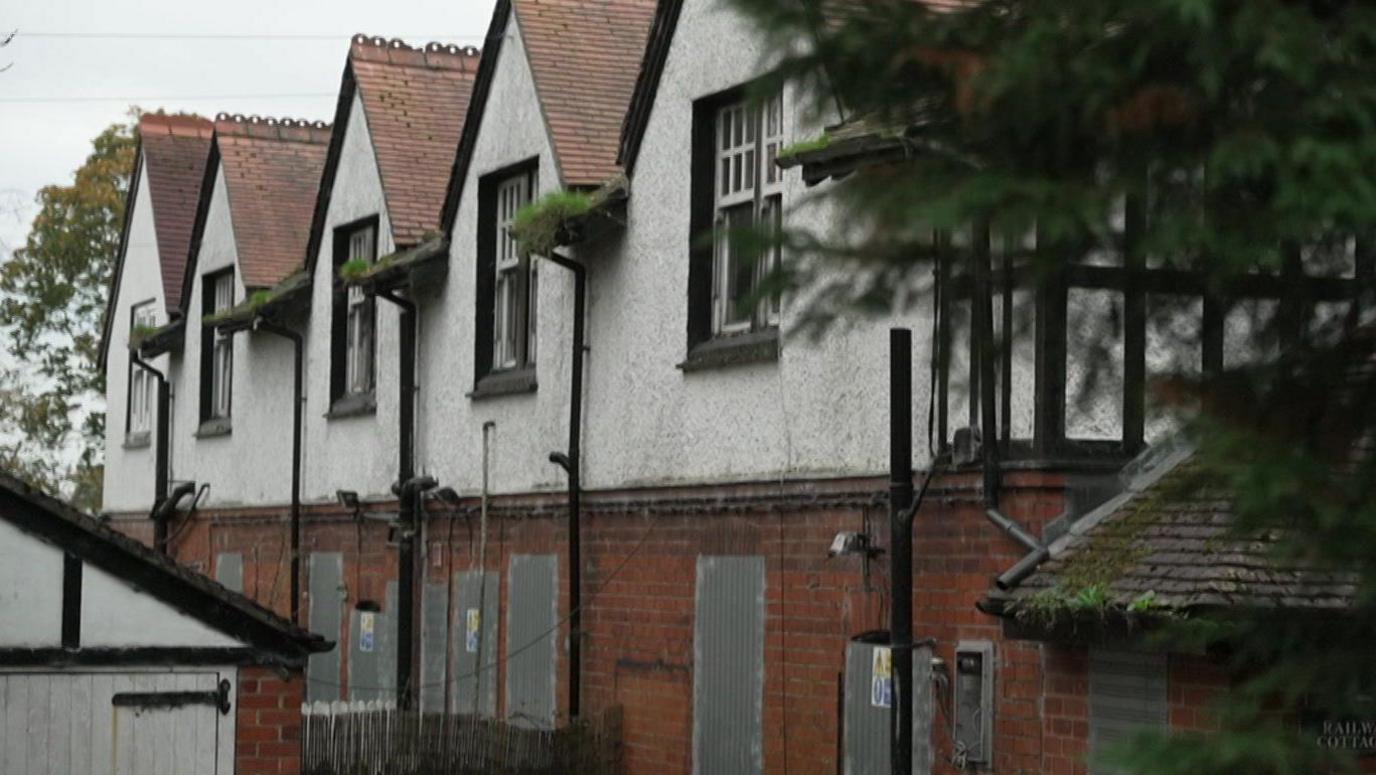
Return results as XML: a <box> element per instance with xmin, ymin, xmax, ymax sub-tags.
<box><xmin>300</xmin><ymin>701</ymin><xmax>621</xmax><ymax>775</ymax></box>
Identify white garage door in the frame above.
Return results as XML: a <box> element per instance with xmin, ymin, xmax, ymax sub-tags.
<box><xmin>0</xmin><ymin>670</ymin><xmax>232</xmax><ymax>775</ymax></box>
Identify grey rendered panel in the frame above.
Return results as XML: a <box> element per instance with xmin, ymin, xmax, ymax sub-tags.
<box><xmin>693</xmin><ymin>555</ymin><xmax>765</xmax><ymax>775</ymax></box>
<box><xmin>843</xmin><ymin>640</ymin><xmax>934</xmax><ymax>775</ymax></box>
<box><xmin>306</xmin><ymin>552</ymin><xmax>343</xmax><ymax>702</ymax></box>
<box><xmin>347</xmin><ymin>606</ymin><xmax>390</xmax><ymax>702</ymax></box>
<box><xmin>452</xmin><ymin>569</ymin><xmax>500</xmax><ymax>716</ymax></box>
<box><xmin>506</xmin><ymin>555</ymin><xmax>557</xmax><ymax>729</ymax></box>
<box><xmin>420</xmin><ymin>581</ymin><xmax>449</xmax><ymax>713</ymax></box>
<box><xmin>214</xmin><ymin>552</ymin><xmax>243</xmax><ymax>593</ymax></box>
<box><xmin>1089</xmin><ymin>649</ymin><xmax>1167</xmax><ymax>775</ymax></box>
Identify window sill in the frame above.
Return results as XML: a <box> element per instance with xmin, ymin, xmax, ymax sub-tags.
<box><xmin>326</xmin><ymin>392</ymin><xmax>377</xmax><ymax>420</ymax></box>
<box><xmin>195</xmin><ymin>418</ymin><xmax>232</xmax><ymax>438</ymax></box>
<box><xmin>122</xmin><ymin>432</ymin><xmax>151</xmax><ymax>450</ymax></box>
<box><xmin>677</xmin><ymin>329</ymin><xmax>779</xmax><ymax>373</ymax></box>
<box><xmin>468</xmin><ymin>367</ymin><xmax>537</xmax><ymax>400</ymax></box>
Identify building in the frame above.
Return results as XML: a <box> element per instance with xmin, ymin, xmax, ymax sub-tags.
<box><xmin>95</xmin><ymin>2</ymin><xmax>1369</xmax><ymax>773</ymax></box>
<box><xmin>0</xmin><ymin>470</ymin><xmax>329</xmax><ymax>775</ymax></box>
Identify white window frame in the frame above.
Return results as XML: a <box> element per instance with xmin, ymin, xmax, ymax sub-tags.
<box><xmin>494</xmin><ymin>171</ymin><xmax>536</xmax><ymax>371</ymax></box>
<box><xmin>128</xmin><ymin>301</ymin><xmax>157</xmax><ymax>436</ymax></box>
<box><xmin>712</xmin><ymin>90</ymin><xmax>785</xmax><ymax>335</ymax></box>
<box><xmin>344</xmin><ymin>225</ymin><xmax>376</xmax><ymax>396</ymax></box>
<box><xmin>208</xmin><ymin>271</ymin><xmax>234</xmax><ymax>420</ymax></box>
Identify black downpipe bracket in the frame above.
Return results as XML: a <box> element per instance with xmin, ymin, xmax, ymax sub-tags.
<box><xmin>889</xmin><ymin>328</ymin><xmax>915</xmax><ymax>775</ymax></box>
<box><xmin>376</xmin><ymin>289</ymin><xmax>421</xmax><ymax>710</ymax></box>
<box><xmin>131</xmin><ymin>352</ymin><xmax>171</xmax><ymax>553</ymax></box>
<box><xmin>545</xmin><ymin>249</ymin><xmax>586</xmax><ymax>719</ymax></box>
<box><xmin>253</xmin><ymin>319</ymin><xmax>305</xmax><ymax>626</ymax></box>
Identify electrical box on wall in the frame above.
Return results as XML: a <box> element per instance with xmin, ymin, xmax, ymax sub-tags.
<box><xmin>953</xmin><ymin>640</ymin><xmax>994</xmax><ymax>767</ymax></box>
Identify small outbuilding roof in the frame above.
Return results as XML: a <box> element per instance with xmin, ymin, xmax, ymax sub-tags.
<box><xmin>0</xmin><ymin>471</ymin><xmax>330</xmax><ymax>666</ymax></box>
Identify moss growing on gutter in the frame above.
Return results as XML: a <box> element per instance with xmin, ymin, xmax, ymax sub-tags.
<box><xmin>128</xmin><ymin>324</ymin><xmax>160</xmax><ymax>349</ymax></box>
<box><xmin>338</xmin><ymin>258</ymin><xmax>371</xmax><ymax>282</ymax></box>
<box><xmin>776</xmin><ymin>133</ymin><xmax>832</xmax><ymax>163</ymax></box>
<box><xmin>512</xmin><ymin>190</ymin><xmax>598</xmax><ymax>257</ymax></box>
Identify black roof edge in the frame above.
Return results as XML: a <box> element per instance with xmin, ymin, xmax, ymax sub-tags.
<box><xmin>303</xmin><ymin>59</ymin><xmax>361</xmax><ymax>279</ymax></box>
<box><xmin>0</xmin><ymin>471</ymin><xmax>330</xmax><ymax>660</ymax></box>
<box><xmin>178</xmin><ymin>139</ymin><xmax>223</xmax><ymax>318</ymax></box>
<box><xmin>439</xmin><ymin>0</ymin><xmax>512</xmax><ymax>237</ymax></box>
<box><xmin>97</xmin><ymin>138</ymin><xmax>146</xmax><ymax>373</ymax></box>
<box><xmin>616</xmin><ymin>0</ymin><xmax>684</xmax><ymax>175</ymax></box>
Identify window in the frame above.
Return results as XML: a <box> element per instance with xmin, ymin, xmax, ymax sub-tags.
<box><xmin>475</xmin><ymin>161</ymin><xmax>538</xmax><ymax>392</ymax></box>
<box><xmin>200</xmin><ymin>268</ymin><xmax>234</xmax><ymax>426</ymax></box>
<box><xmin>494</xmin><ymin>173</ymin><xmax>536</xmax><ymax>369</ymax></box>
<box><xmin>712</xmin><ymin>91</ymin><xmax>784</xmax><ymax>335</ymax></box>
<box><xmin>331</xmin><ymin>218</ymin><xmax>378</xmax><ymax>408</ymax></box>
<box><xmin>688</xmin><ymin>88</ymin><xmax>786</xmax><ymax>354</ymax></box>
<box><xmin>127</xmin><ymin>301</ymin><xmax>157</xmax><ymax>439</ymax></box>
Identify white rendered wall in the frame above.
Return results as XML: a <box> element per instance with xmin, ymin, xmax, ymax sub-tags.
<box><xmin>79</xmin><ymin>564</ymin><xmax>240</xmax><ymax>648</ymax></box>
<box><xmin>169</xmin><ymin>165</ymin><xmax>296</xmax><ymax>507</ymax></box>
<box><xmin>0</xmin><ymin>519</ymin><xmax>64</xmax><ymax>647</ymax></box>
<box><xmin>417</xmin><ymin>16</ymin><xmax>573</xmax><ymax>497</ymax></box>
<box><xmin>303</xmin><ymin>93</ymin><xmax>400</xmax><ymax>503</ymax></box>
<box><xmin>102</xmin><ymin>152</ymin><xmax>171</xmax><ymax>514</ymax></box>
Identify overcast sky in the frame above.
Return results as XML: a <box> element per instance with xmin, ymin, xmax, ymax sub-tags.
<box><xmin>0</xmin><ymin>0</ymin><xmax>496</xmax><ymax>260</ymax></box>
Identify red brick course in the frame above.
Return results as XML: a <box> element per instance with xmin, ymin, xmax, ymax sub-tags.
<box><xmin>236</xmin><ymin>666</ymin><xmax>306</xmax><ymax>775</ymax></box>
<box><xmin>108</xmin><ymin>471</ymin><xmax>1246</xmax><ymax>774</ymax></box>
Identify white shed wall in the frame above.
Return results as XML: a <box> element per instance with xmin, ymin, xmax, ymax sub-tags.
<box><xmin>80</xmin><ymin>564</ymin><xmax>240</xmax><ymax>649</ymax></box>
<box><xmin>0</xmin><ymin>520</ymin><xmax>63</xmax><ymax>647</ymax></box>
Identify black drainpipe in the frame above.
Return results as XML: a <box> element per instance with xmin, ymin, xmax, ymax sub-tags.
<box><xmin>545</xmin><ymin>249</ymin><xmax>586</xmax><ymax>719</ymax></box>
<box><xmin>253</xmin><ymin>318</ymin><xmax>304</xmax><ymax>626</ymax></box>
<box><xmin>131</xmin><ymin>352</ymin><xmax>171</xmax><ymax>553</ymax></box>
<box><xmin>889</xmin><ymin>328</ymin><xmax>915</xmax><ymax>775</ymax></box>
<box><xmin>376</xmin><ymin>288</ymin><xmax>421</xmax><ymax>709</ymax></box>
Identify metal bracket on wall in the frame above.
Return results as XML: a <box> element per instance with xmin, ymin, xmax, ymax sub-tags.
<box><xmin>111</xmin><ymin>678</ymin><xmax>233</xmax><ymax>716</ymax></box>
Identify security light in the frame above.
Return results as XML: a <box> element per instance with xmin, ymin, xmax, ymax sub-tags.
<box><xmin>431</xmin><ymin>486</ymin><xmax>462</xmax><ymax>506</ymax></box>
<box><xmin>828</xmin><ymin>531</ymin><xmax>883</xmax><ymax>559</ymax></box>
<box><xmin>336</xmin><ymin>490</ymin><xmax>360</xmax><ymax>510</ymax></box>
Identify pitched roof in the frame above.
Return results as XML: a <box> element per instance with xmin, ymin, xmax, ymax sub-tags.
<box><xmin>983</xmin><ymin>443</ymin><xmax>1361</xmax><ymax>622</ymax></box>
<box><xmin>0</xmin><ymin>470</ymin><xmax>330</xmax><ymax>664</ymax></box>
<box><xmin>214</xmin><ymin>114</ymin><xmax>331</xmax><ymax>289</ymax></box>
<box><xmin>139</xmin><ymin>114</ymin><xmax>214</xmax><ymax>312</ymax></box>
<box><xmin>442</xmin><ymin>0</ymin><xmax>655</xmax><ymax>233</ymax></box>
<box><xmin>350</xmin><ymin>35</ymin><xmax>482</xmax><ymax>246</ymax></box>
<box><xmin>97</xmin><ymin>114</ymin><xmax>213</xmax><ymax>371</ymax></box>
<box><xmin>515</xmin><ymin>0</ymin><xmax>656</xmax><ymax>186</ymax></box>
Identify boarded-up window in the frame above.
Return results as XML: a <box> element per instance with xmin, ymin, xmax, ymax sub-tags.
<box><xmin>1089</xmin><ymin>649</ymin><xmax>1168</xmax><ymax>775</ymax></box>
<box><xmin>693</xmin><ymin>555</ymin><xmax>765</xmax><ymax>775</ymax></box>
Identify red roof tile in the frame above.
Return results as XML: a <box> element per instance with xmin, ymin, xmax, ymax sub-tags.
<box><xmin>214</xmin><ymin>114</ymin><xmax>332</xmax><ymax>288</ymax></box>
<box><xmin>349</xmin><ymin>35</ymin><xmax>482</xmax><ymax>247</ymax></box>
<box><xmin>138</xmin><ymin>114</ymin><xmax>214</xmax><ymax>312</ymax></box>
<box><xmin>514</xmin><ymin>0</ymin><xmax>657</xmax><ymax>187</ymax></box>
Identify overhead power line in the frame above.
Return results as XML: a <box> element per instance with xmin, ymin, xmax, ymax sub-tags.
<box><xmin>14</xmin><ymin>31</ymin><xmax>482</xmax><ymax>42</ymax></box>
<box><xmin>0</xmin><ymin>93</ymin><xmax>336</xmax><ymax>104</ymax></box>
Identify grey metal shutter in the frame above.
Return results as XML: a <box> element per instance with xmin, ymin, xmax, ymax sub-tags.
<box><xmin>506</xmin><ymin>555</ymin><xmax>557</xmax><ymax>729</ymax></box>
<box><xmin>1089</xmin><ymin>649</ymin><xmax>1167</xmax><ymax>775</ymax></box>
<box><xmin>306</xmin><ymin>552</ymin><xmax>344</xmax><ymax>703</ymax></box>
<box><xmin>843</xmin><ymin>639</ymin><xmax>933</xmax><ymax>775</ymax></box>
<box><xmin>693</xmin><ymin>555</ymin><xmax>766</xmax><ymax>775</ymax></box>
<box><xmin>213</xmin><ymin>553</ymin><xmax>242</xmax><ymax>594</ymax></box>
<box><xmin>452</xmin><ymin>569</ymin><xmax>500</xmax><ymax>716</ymax></box>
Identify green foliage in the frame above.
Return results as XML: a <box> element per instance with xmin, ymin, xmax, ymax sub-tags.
<box><xmin>724</xmin><ymin>0</ymin><xmax>1376</xmax><ymax>771</ymax></box>
<box><xmin>776</xmin><ymin>133</ymin><xmax>831</xmax><ymax>162</ymax></box>
<box><xmin>511</xmin><ymin>190</ymin><xmax>597</xmax><ymax>257</ymax></box>
<box><xmin>0</xmin><ymin>113</ymin><xmax>136</xmax><ymax>510</ymax></box>
<box><xmin>338</xmin><ymin>258</ymin><xmax>371</xmax><ymax>282</ymax></box>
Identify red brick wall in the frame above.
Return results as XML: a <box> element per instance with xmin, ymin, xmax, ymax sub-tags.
<box><xmin>236</xmin><ymin>667</ymin><xmax>306</xmax><ymax>775</ymax></box>
<box><xmin>108</xmin><ymin>472</ymin><xmax>1243</xmax><ymax>775</ymax></box>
